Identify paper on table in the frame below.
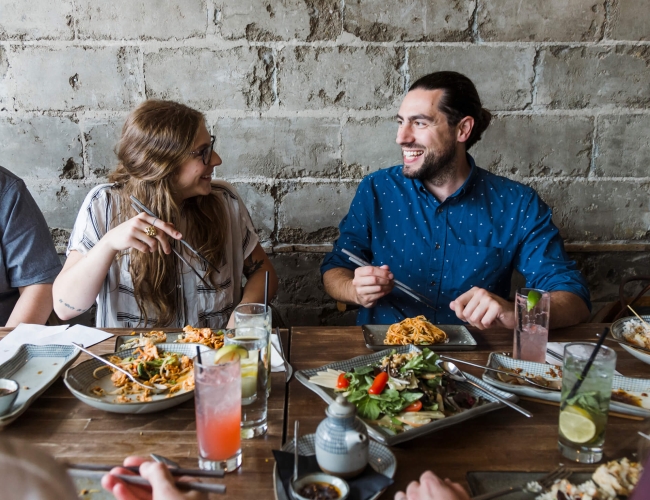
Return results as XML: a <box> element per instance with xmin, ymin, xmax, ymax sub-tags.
<box><xmin>546</xmin><ymin>342</ymin><xmax>621</xmax><ymax>375</ymax></box>
<box><xmin>270</xmin><ymin>333</ymin><xmax>285</xmax><ymax>372</ymax></box>
<box><xmin>0</xmin><ymin>323</ymin><xmax>113</xmax><ymax>365</ymax></box>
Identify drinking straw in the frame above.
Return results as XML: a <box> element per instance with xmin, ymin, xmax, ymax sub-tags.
<box><xmin>196</xmin><ymin>345</ymin><xmax>203</xmax><ymax>366</ymax></box>
<box><xmin>559</xmin><ymin>327</ymin><xmax>609</xmax><ymax>410</ymax></box>
<box><xmin>264</xmin><ymin>271</ymin><xmax>269</xmax><ymax>311</ymax></box>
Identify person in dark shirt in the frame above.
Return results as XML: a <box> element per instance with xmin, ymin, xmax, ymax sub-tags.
<box><xmin>0</xmin><ymin>167</ymin><xmax>61</xmax><ymax>327</ymax></box>
<box><xmin>321</xmin><ymin>71</ymin><xmax>590</xmax><ymax>329</ymax></box>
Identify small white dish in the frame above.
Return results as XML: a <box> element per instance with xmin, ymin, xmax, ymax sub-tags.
<box><xmin>290</xmin><ymin>472</ymin><xmax>349</xmax><ymax>500</ymax></box>
<box><xmin>610</xmin><ymin>316</ymin><xmax>650</xmax><ymax>366</ymax></box>
<box><xmin>0</xmin><ymin>379</ymin><xmax>19</xmax><ymax>416</ymax></box>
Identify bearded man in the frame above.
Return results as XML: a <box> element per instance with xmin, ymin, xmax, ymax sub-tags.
<box><xmin>321</xmin><ymin>71</ymin><xmax>591</xmax><ymax>329</ymax></box>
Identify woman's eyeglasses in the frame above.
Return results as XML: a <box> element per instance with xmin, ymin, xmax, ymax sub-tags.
<box><xmin>190</xmin><ymin>135</ymin><xmax>216</xmax><ymax>165</ymax></box>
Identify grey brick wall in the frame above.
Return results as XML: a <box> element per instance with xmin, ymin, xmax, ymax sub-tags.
<box><xmin>1</xmin><ymin>1</ymin><xmax>648</xmax><ymax>326</ymax></box>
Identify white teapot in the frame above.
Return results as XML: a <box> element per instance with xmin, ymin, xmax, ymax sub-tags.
<box><xmin>315</xmin><ymin>395</ymin><xmax>369</xmax><ymax>478</ymax></box>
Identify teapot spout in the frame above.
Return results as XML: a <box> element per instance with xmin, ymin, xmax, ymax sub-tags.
<box><xmin>345</xmin><ymin>430</ymin><xmax>368</xmax><ymax>452</ymax></box>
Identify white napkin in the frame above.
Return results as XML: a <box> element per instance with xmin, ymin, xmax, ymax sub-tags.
<box><xmin>0</xmin><ymin>323</ymin><xmax>113</xmax><ymax>364</ymax></box>
<box><xmin>546</xmin><ymin>342</ymin><xmax>621</xmax><ymax>375</ymax></box>
<box><xmin>270</xmin><ymin>333</ymin><xmax>285</xmax><ymax>372</ymax></box>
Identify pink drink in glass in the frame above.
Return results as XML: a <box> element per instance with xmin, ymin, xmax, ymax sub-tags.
<box><xmin>513</xmin><ymin>288</ymin><xmax>550</xmax><ymax>363</ymax></box>
<box><xmin>194</xmin><ymin>356</ymin><xmax>242</xmax><ymax>472</ymax></box>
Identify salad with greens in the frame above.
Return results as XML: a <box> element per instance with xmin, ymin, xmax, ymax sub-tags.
<box><xmin>309</xmin><ymin>349</ymin><xmax>485</xmax><ymax>434</ymax></box>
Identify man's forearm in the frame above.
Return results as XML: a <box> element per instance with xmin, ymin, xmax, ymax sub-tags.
<box><xmin>549</xmin><ymin>291</ymin><xmax>590</xmax><ymax>329</ymax></box>
<box><xmin>322</xmin><ymin>268</ymin><xmax>358</xmax><ymax>305</ymax></box>
<box><xmin>5</xmin><ymin>284</ymin><xmax>54</xmax><ymax>327</ymax></box>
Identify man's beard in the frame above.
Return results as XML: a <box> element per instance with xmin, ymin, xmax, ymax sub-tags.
<box><xmin>402</xmin><ymin>142</ymin><xmax>457</xmax><ymax>185</ymax></box>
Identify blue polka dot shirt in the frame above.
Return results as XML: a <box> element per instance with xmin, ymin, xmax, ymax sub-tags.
<box><xmin>321</xmin><ymin>154</ymin><xmax>591</xmax><ymax>325</ymax></box>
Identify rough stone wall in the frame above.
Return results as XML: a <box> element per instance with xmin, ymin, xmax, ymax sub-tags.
<box><xmin>1</xmin><ymin>1</ymin><xmax>649</xmax><ymax>326</ymax></box>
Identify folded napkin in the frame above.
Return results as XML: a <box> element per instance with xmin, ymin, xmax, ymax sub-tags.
<box><xmin>546</xmin><ymin>342</ymin><xmax>621</xmax><ymax>375</ymax></box>
<box><xmin>273</xmin><ymin>450</ymin><xmax>393</xmax><ymax>500</ymax></box>
<box><xmin>270</xmin><ymin>333</ymin><xmax>286</xmax><ymax>372</ymax></box>
<box><xmin>0</xmin><ymin>323</ymin><xmax>113</xmax><ymax>364</ymax></box>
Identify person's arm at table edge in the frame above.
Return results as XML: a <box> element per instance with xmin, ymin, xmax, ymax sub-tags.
<box><xmin>239</xmin><ymin>243</ymin><xmax>278</xmax><ymax>305</ymax></box>
<box><xmin>323</xmin><ymin>267</ymin><xmax>358</xmax><ymax>305</ymax></box>
<box><xmin>5</xmin><ymin>284</ymin><xmax>54</xmax><ymax>327</ymax></box>
<box><xmin>548</xmin><ymin>290</ymin><xmax>590</xmax><ymax>329</ymax></box>
<box><xmin>323</xmin><ymin>266</ymin><xmax>395</xmax><ymax>309</ymax></box>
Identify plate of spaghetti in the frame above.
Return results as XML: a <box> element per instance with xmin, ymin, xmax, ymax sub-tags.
<box><xmin>115</xmin><ymin>326</ymin><xmax>225</xmax><ymax>351</ymax></box>
<box><xmin>64</xmin><ymin>342</ymin><xmax>213</xmax><ymax>414</ymax></box>
<box><xmin>362</xmin><ymin>318</ymin><xmax>476</xmax><ymax>351</ymax></box>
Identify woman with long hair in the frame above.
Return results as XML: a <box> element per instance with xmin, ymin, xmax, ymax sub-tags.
<box><xmin>53</xmin><ymin>100</ymin><xmax>278</xmax><ymax>328</ymax></box>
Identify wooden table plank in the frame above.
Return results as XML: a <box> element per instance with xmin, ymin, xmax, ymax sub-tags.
<box><xmin>287</xmin><ymin>324</ymin><xmax>649</xmax><ymax>497</ymax></box>
<box><xmin>0</xmin><ymin>327</ymin><xmax>289</xmax><ymax>499</ymax></box>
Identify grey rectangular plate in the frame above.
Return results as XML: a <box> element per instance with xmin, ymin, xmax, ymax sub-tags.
<box><xmin>295</xmin><ymin>345</ymin><xmax>517</xmax><ymax>446</ymax></box>
<box><xmin>362</xmin><ymin>324</ymin><xmax>477</xmax><ymax>351</ymax></box>
<box><xmin>0</xmin><ymin>344</ymin><xmax>80</xmax><ymax>427</ymax></box>
<box><xmin>466</xmin><ymin>471</ymin><xmax>591</xmax><ymax>498</ymax></box>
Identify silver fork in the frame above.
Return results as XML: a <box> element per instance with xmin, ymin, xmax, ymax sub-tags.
<box><xmin>471</xmin><ymin>465</ymin><xmax>571</xmax><ymax>500</ymax></box>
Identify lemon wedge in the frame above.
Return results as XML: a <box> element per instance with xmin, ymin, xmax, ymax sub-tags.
<box><xmin>214</xmin><ymin>345</ymin><xmax>247</xmax><ymax>364</ymax></box>
<box><xmin>559</xmin><ymin>405</ymin><xmax>596</xmax><ymax>443</ymax></box>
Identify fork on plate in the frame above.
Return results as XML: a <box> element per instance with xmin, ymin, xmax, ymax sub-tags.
<box><xmin>471</xmin><ymin>465</ymin><xmax>572</xmax><ymax>500</ymax></box>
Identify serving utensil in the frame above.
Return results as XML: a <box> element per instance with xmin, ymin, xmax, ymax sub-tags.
<box><xmin>471</xmin><ymin>465</ymin><xmax>570</xmax><ymax>500</ymax></box>
<box><xmin>275</xmin><ymin>326</ymin><xmax>293</xmax><ymax>383</ymax></box>
<box><xmin>71</xmin><ymin>342</ymin><xmax>168</xmax><ymax>394</ymax></box>
<box><xmin>341</xmin><ymin>248</ymin><xmax>438</xmax><ymax>311</ymax></box>
<box><xmin>439</xmin><ymin>361</ymin><xmax>533</xmax><ymax>418</ymax></box>
<box><xmin>439</xmin><ymin>355</ymin><xmax>559</xmax><ymax>391</ymax></box>
<box><xmin>293</xmin><ymin>420</ymin><xmax>300</xmax><ymax>483</ymax></box>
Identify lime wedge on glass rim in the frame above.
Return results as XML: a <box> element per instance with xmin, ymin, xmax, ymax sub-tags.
<box><xmin>526</xmin><ymin>290</ymin><xmax>542</xmax><ymax>312</ymax></box>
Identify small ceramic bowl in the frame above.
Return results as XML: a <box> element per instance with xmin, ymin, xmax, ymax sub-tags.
<box><xmin>290</xmin><ymin>472</ymin><xmax>350</xmax><ymax>500</ymax></box>
<box><xmin>0</xmin><ymin>379</ymin><xmax>19</xmax><ymax>416</ymax></box>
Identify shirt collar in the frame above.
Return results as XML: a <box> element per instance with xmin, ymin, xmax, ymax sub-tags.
<box><xmin>412</xmin><ymin>153</ymin><xmax>479</xmax><ymax>199</ymax></box>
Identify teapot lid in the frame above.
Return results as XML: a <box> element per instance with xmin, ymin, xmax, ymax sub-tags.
<box><xmin>326</xmin><ymin>395</ymin><xmax>357</xmax><ymax>419</ymax></box>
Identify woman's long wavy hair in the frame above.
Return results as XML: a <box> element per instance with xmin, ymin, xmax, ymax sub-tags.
<box><xmin>108</xmin><ymin>100</ymin><xmax>227</xmax><ymax>327</ymax></box>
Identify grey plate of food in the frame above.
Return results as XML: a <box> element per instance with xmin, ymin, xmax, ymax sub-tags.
<box><xmin>362</xmin><ymin>324</ymin><xmax>476</xmax><ymax>351</ymax></box>
<box><xmin>481</xmin><ymin>352</ymin><xmax>650</xmax><ymax>417</ymax></box>
<box><xmin>610</xmin><ymin>315</ymin><xmax>650</xmax><ymax>366</ymax></box>
<box><xmin>114</xmin><ymin>327</ymin><xmax>225</xmax><ymax>351</ymax></box>
<box><xmin>295</xmin><ymin>345</ymin><xmax>517</xmax><ymax>446</ymax></box>
<box><xmin>64</xmin><ymin>343</ymin><xmax>213</xmax><ymax>414</ymax></box>
<box><xmin>0</xmin><ymin>344</ymin><xmax>80</xmax><ymax>427</ymax></box>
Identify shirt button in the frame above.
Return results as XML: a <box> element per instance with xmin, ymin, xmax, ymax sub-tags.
<box><xmin>435</xmin><ymin>243</ymin><xmax>440</xmax><ymax>250</ymax></box>
<box><xmin>430</xmin><ymin>280</ymin><xmax>436</xmax><ymax>286</ymax></box>
<box><xmin>436</xmin><ymin>208</ymin><xmax>443</xmax><ymax>214</ymax></box>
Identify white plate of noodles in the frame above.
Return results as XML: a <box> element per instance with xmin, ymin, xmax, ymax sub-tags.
<box><xmin>64</xmin><ymin>343</ymin><xmax>213</xmax><ymax>414</ymax></box>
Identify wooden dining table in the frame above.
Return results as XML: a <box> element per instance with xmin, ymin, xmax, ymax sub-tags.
<box><xmin>0</xmin><ymin>323</ymin><xmax>648</xmax><ymax>499</ymax></box>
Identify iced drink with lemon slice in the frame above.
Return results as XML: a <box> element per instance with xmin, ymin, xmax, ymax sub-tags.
<box><xmin>558</xmin><ymin>342</ymin><xmax>616</xmax><ymax>463</ymax></box>
<box><xmin>514</xmin><ymin>288</ymin><xmax>550</xmax><ymax>362</ymax></box>
<box><xmin>224</xmin><ymin>327</ymin><xmax>269</xmax><ymax>439</ymax></box>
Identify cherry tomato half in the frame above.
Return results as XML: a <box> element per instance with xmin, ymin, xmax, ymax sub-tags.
<box><xmin>336</xmin><ymin>373</ymin><xmax>350</xmax><ymax>389</ymax></box>
<box><xmin>404</xmin><ymin>400</ymin><xmax>423</xmax><ymax>412</ymax></box>
<box><xmin>368</xmin><ymin>371</ymin><xmax>389</xmax><ymax>395</ymax></box>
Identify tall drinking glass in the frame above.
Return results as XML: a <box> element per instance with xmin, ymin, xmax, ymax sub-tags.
<box><xmin>234</xmin><ymin>303</ymin><xmax>272</xmax><ymax>394</ymax></box>
<box><xmin>194</xmin><ymin>355</ymin><xmax>242</xmax><ymax>472</ymax></box>
<box><xmin>224</xmin><ymin>326</ymin><xmax>269</xmax><ymax>439</ymax></box>
<box><xmin>558</xmin><ymin>342</ymin><xmax>616</xmax><ymax>463</ymax></box>
<box><xmin>513</xmin><ymin>288</ymin><xmax>550</xmax><ymax>362</ymax></box>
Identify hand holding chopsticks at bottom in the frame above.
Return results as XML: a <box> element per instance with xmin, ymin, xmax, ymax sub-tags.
<box><xmin>101</xmin><ymin>456</ymin><xmax>211</xmax><ymax>500</ymax></box>
<box><xmin>394</xmin><ymin>471</ymin><xmax>469</xmax><ymax>500</ymax></box>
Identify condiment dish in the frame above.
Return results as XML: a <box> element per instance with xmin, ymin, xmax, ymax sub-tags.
<box><xmin>290</xmin><ymin>472</ymin><xmax>349</xmax><ymax>500</ymax></box>
<box><xmin>0</xmin><ymin>379</ymin><xmax>19</xmax><ymax>416</ymax></box>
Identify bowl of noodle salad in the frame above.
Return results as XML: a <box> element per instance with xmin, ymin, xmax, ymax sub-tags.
<box><xmin>64</xmin><ymin>341</ymin><xmax>214</xmax><ymax>414</ymax></box>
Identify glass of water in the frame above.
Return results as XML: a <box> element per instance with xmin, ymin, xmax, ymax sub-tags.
<box><xmin>234</xmin><ymin>303</ymin><xmax>272</xmax><ymax>394</ymax></box>
<box><xmin>224</xmin><ymin>326</ymin><xmax>269</xmax><ymax>439</ymax></box>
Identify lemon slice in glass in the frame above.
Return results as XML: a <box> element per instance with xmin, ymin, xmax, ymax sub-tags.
<box><xmin>214</xmin><ymin>345</ymin><xmax>247</xmax><ymax>364</ymax></box>
<box><xmin>559</xmin><ymin>405</ymin><xmax>596</xmax><ymax>443</ymax></box>
<box><xmin>527</xmin><ymin>290</ymin><xmax>542</xmax><ymax>312</ymax></box>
